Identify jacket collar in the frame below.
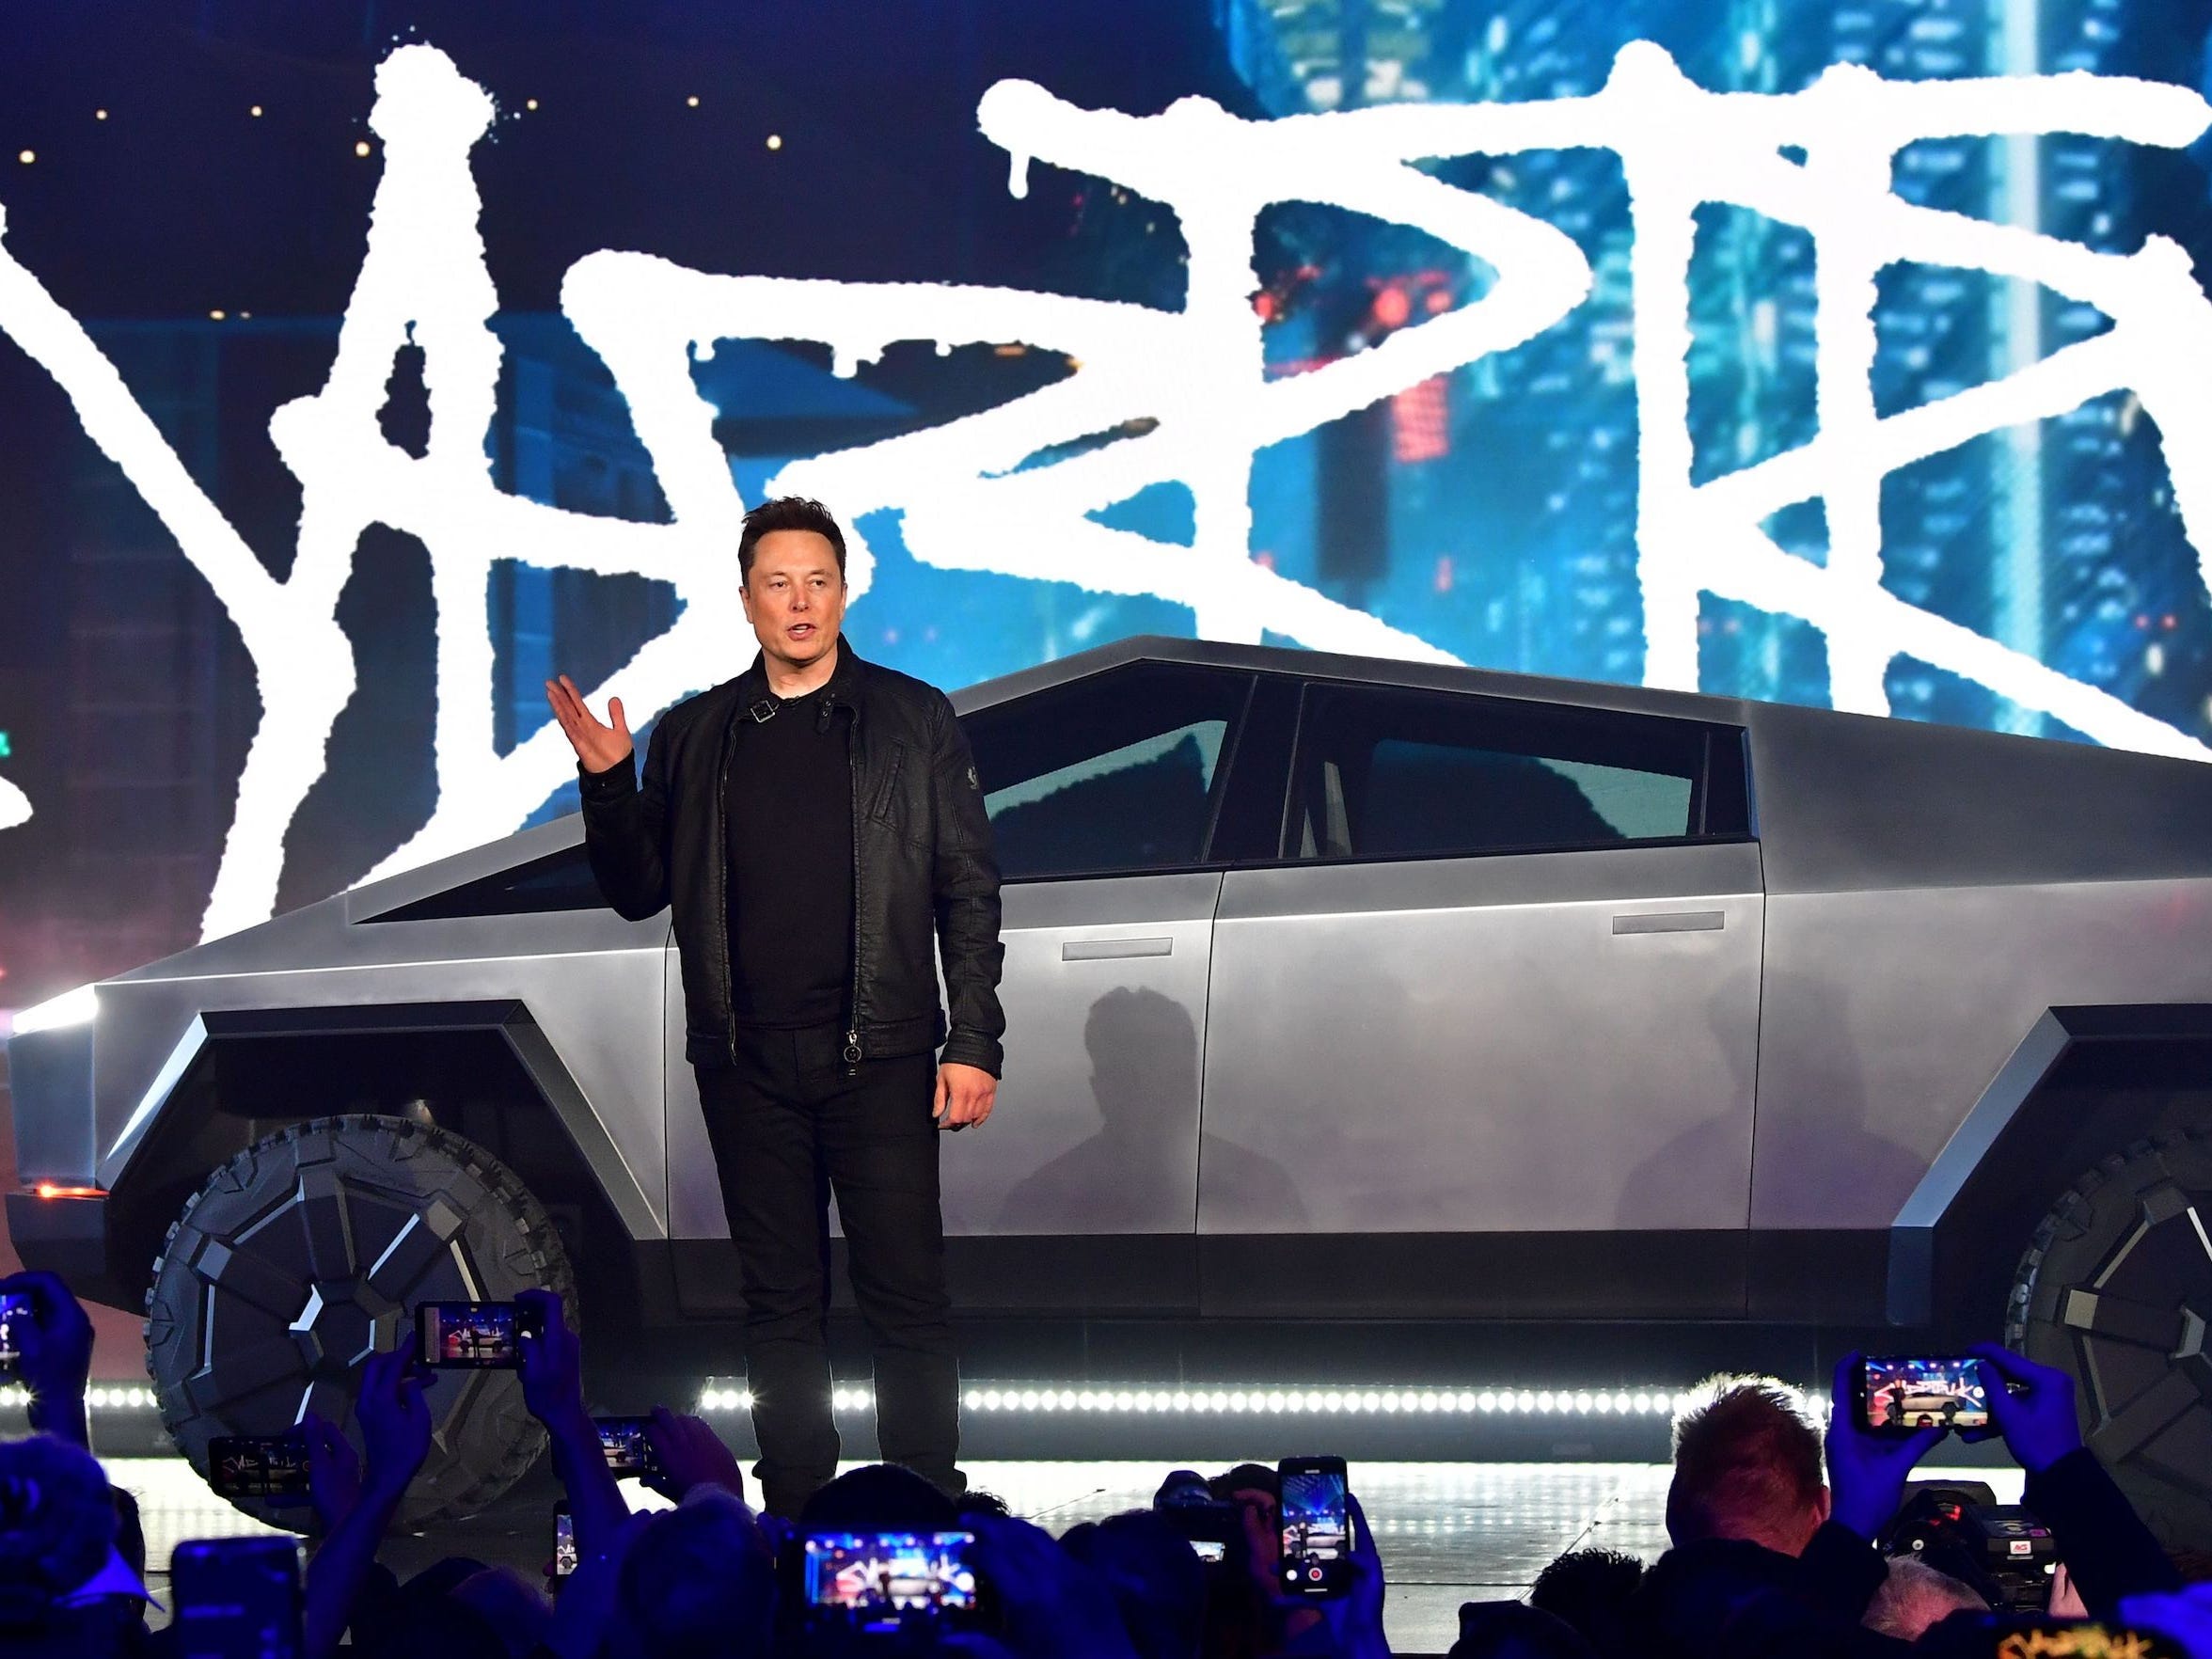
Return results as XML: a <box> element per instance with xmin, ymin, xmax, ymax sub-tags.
<box><xmin>732</xmin><ymin>635</ymin><xmax>867</xmax><ymax>722</ymax></box>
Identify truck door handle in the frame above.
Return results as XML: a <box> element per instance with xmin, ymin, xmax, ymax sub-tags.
<box><xmin>1062</xmin><ymin>937</ymin><xmax>1174</xmax><ymax>961</ymax></box>
<box><xmin>1612</xmin><ymin>911</ymin><xmax>1725</xmax><ymax>935</ymax></box>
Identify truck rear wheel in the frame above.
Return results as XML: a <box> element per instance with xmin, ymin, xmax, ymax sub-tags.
<box><xmin>2006</xmin><ymin>1126</ymin><xmax>2212</xmax><ymax>1550</ymax></box>
<box><xmin>143</xmin><ymin>1114</ymin><xmax>576</xmax><ymax>1529</ymax></box>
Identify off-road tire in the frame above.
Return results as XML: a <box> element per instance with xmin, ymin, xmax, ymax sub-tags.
<box><xmin>144</xmin><ymin>1114</ymin><xmax>577</xmax><ymax>1530</ymax></box>
<box><xmin>2006</xmin><ymin>1126</ymin><xmax>2212</xmax><ymax>1550</ymax></box>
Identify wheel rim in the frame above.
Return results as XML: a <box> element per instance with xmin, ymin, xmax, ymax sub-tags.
<box><xmin>147</xmin><ymin>1116</ymin><xmax>568</xmax><ymax>1526</ymax></box>
<box><xmin>2052</xmin><ymin>1177</ymin><xmax>2212</xmax><ymax>1484</ymax></box>
<box><xmin>2016</xmin><ymin>1154</ymin><xmax>2212</xmax><ymax>1540</ymax></box>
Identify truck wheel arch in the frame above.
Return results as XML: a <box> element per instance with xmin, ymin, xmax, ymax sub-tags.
<box><xmin>98</xmin><ymin>1000</ymin><xmax>656</xmax><ymax>1309</ymax></box>
<box><xmin>1888</xmin><ymin>1003</ymin><xmax>2212</xmax><ymax>1335</ymax></box>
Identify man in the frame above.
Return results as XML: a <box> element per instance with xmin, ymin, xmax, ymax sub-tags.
<box><xmin>1665</xmin><ymin>1376</ymin><xmax>1832</xmax><ymax>1555</ymax></box>
<box><xmin>1861</xmin><ymin>1556</ymin><xmax>1986</xmax><ymax>1641</ymax></box>
<box><xmin>1635</xmin><ymin>1373</ymin><xmax>1902</xmax><ymax>1659</ymax></box>
<box><xmin>1638</xmin><ymin>1353</ymin><xmax>2188</xmax><ymax>1659</ymax></box>
<box><xmin>545</xmin><ymin>495</ymin><xmax>1003</xmax><ymax>1515</ymax></box>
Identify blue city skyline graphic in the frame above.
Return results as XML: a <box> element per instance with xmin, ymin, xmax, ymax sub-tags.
<box><xmin>3</xmin><ymin>0</ymin><xmax>2211</xmax><ymax>988</ymax></box>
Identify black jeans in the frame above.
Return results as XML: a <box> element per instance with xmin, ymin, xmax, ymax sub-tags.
<box><xmin>694</xmin><ymin>1025</ymin><xmax>961</xmax><ymax>1516</ymax></box>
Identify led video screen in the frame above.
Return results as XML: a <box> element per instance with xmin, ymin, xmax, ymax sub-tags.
<box><xmin>3</xmin><ymin>0</ymin><xmax>2210</xmax><ymax>999</ymax></box>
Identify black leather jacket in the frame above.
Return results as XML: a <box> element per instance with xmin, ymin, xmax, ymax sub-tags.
<box><xmin>577</xmin><ymin>639</ymin><xmax>1005</xmax><ymax>1075</ymax></box>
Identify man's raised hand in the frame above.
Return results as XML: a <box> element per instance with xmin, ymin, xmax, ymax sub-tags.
<box><xmin>545</xmin><ymin>674</ymin><xmax>633</xmax><ymax>774</ymax></box>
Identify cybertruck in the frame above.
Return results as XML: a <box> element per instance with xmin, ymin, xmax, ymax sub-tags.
<box><xmin>9</xmin><ymin>637</ymin><xmax>2212</xmax><ymax>1540</ymax></box>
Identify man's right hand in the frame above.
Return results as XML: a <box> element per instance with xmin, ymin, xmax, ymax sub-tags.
<box><xmin>1968</xmin><ymin>1342</ymin><xmax>2083</xmax><ymax>1473</ymax></box>
<box><xmin>515</xmin><ymin>1287</ymin><xmax>590</xmax><ymax>1437</ymax></box>
<box><xmin>1826</xmin><ymin>1351</ymin><xmax>1943</xmax><ymax>1540</ymax></box>
<box><xmin>545</xmin><ymin>674</ymin><xmax>633</xmax><ymax>774</ymax></box>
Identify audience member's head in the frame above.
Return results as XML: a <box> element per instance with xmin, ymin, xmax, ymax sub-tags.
<box><xmin>1209</xmin><ymin>1462</ymin><xmax>1281</xmax><ymax>1538</ymax></box>
<box><xmin>1863</xmin><ymin>1554</ymin><xmax>1988</xmax><ymax>1640</ymax></box>
<box><xmin>1666</xmin><ymin>1376</ymin><xmax>1829</xmax><ymax>1555</ymax></box>
<box><xmin>0</xmin><ymin>1434</ymin><xmax>120</xmax><ymax>1617</ymax></box>
<box><xmin>448</xmin><ymin>1565</ymin><xmax>555</xmax><ymax>1656</ymax></box>
<box><xmin>799</xmin><ymin>1462</ymin><xmax>959</xmax><ymax>1532</ymax></box>
<box><xmin>957</xmin><ymin>1487</ymin><xmax>1014</xmax><ymax>1521</ymax></box>
<box><xmin>0</xmin><ymin>1434</ymin><xmax>149</xmax><ymax>1658</ymax></box>
<box><xmin>356</xmin><ymin>1555</ymin><xmax>551</xmax><ymax>1659</ymax></box>
<box><xmin>356</xmin><ymin>1585</ymin><xmax>509</xmax><ymax>1659</ymax></box>
<box><xmin>1452</xmin><ymin>1598</ymin><xmax>1602</xmax><ymax>1659</ymax></box>
<box><xmin>395</xmin><ymin>1555</ymin><xmax>494</xmax><ymax>1606</ymax></box>
<box><xmin>609</xmin><ymin>1488</ymin><xmax>776</xmax><ymax>1659</ymax></box>
<box><xmin>1529</xmin><ymin>1547</ymin><xmax>1646</xmax><ymax>1657</ymax></box>
<box><xmin>1209</xmin><ymin>1462</ymin><xmax>1279</xmax><ymax>1505</ymax></box>
<box><xmin>1059</xmin><ymin>1509</ymin><xmax>1208</xmax><ymax>1659</ymax></box>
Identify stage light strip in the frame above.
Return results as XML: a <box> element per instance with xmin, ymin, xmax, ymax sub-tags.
<box><xmin>688</xmin><ymin>1383</ymin><xmax>1778</xmax><ymax>1417</ymax></box>
<box><xmin>20</xmin><ymin>1384</ymin><xmax>1675</xmax><ymax>1417</ymax></box>
<box><xmin>954</xmin><ymin>1386</ymin><xmax>1687</xmax><ymax>1416</ymax></box>
<box><xmin>0</xmin><ymin>1385</ymin><xmax>158</xmax><ymax>1411</ymax></box>
<box><xmin>8</xmin><ymin>1381</ymin><xmax>1819</xmax><ymax>1421</ymax></box>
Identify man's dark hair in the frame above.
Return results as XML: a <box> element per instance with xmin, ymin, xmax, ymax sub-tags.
<box><xmin>738</xmin><ymin>496</ymin><xmax>846</xmax><ymax>584</ymax></box>
<box><xmin>0</xmin><ymin>1435</ymin><xmax>117</xmax><ymax>1629</ymax></box>
<box><xmin>1450</xmin><ymin>1600</ymin><xmax>1600</xmax><ymax>1659</ymax></box>
<box><xmin>1209</xmin><ymin>1462</ymin><xmax>1280</xmax><ymax>1504</ymax></box>
<box><xmin>798</xmin><ymin>1462</ymin><xmax>957</xmax><ymax>1532</ymax></box>
<box><xmin>1059</xmin><ymin>1510</ymin><xmax>1208</xmax><ymax>1659</ymax></box>
<box><xmin>613</xmin><ymin>1492</ymin><xmax>776</xmax><ymax>1659</ymax></box>
<box><xmin>1528</xmin><ymin>1548</ymin><xmax>1646</xmax><ymax>1657</ymax></box>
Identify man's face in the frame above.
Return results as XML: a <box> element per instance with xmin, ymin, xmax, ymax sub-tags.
<box><xmin>741</xmin><ymin>529</ymin><xmax>846</xmax><ymax>668</ymax></box>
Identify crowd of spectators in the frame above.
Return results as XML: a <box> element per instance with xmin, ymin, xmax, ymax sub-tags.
<box><xmin>0</xmin><ymin>1267</ymin><xmax>2206</xmax><ymax>1657</ymax></box>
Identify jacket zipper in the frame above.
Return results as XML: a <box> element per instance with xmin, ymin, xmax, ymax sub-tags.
<box><xmin>716</xmin><ymin>696</ymin><xmax>743</xmax><ymax>1066</ymax></box>
<box><xmin>844</xmin><ymin>690</ymin><xmax>864</xmax><ymax>1071</ymax></box>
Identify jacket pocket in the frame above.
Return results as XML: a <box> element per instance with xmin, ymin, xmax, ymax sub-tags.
<box><xmin>864</xmin><ymin>741</ymin><xmax>910</xmax><ymax>830</ymax></box>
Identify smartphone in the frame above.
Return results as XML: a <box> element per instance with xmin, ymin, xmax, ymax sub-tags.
<box><xmin>207</xmin><ymin>1435</ymin><xmax>313</xmax><ymax>1504</ymax></box>
<box><xmin>415</xmin><ymin>1300</ymin><xmax>543</xmax><ymax>1369</ymax></box>
<box><xmin>802</xmin><ymin>1530</ymin><xmax>977</xmax><ymax>1626</ymax></box>
<box><xmin>594</xmin><ymin>1414</ymin><xmax>661</xmax><ymax>1477</ymax></box>
<box><xmin>0</xmin><ymin>1291</ymin><xmax>28</xmax><ymax>1381</ymax></box>
<box><xmin>1277</xmin><ymin>1457</ymin><xmax>1351</xmax><ymax>1596</ymax></box>
<box><xmin>170</xmin><ymin>1535</ymin><xmax>303</xmax><ymax>1659</ymax></box>
<box><xmin>553</xmin><ymin>1502</ymin><xmax>577</xmax><ymax>1582</ymax></box>
<box><xmin>1156</xmin><ymin>1499</ymin><xmax>1240</xmax><ymax>1570</ymax></box>
<box><xmin>1857</xmin><ymin>1354</ymin><xmax>1991</xmax><ymax>1434</ymax></box>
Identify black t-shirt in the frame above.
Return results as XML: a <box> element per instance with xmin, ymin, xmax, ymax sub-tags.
<box><xmin>723</xmin><ymin>684</ymin><xmax>855</xmax><ymax>1029</ymax></box>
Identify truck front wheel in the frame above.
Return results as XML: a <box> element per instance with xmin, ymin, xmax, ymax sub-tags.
<box><xmin>143</xmin><ymin>1114</ymin><xmax>577</xmax><ymax>1528</ymax></box>
<box><xmin>2006</xmin><ymin>1126</ymin><xmax>2212</xmax><ymax>1551</ymax></box>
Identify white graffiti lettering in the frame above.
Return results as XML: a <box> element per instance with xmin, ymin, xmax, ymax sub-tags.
<box><xmin>0</xmin><ymin>41</ymin><xmax>2206</xmax><ymax>939</ymax></box>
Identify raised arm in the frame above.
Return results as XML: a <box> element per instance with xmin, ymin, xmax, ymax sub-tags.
<box><xmin>548</xmin><ymin>675</ymin><xmax>672</xmax><ymax>919</ymax></box>
<box><xmin>517</xmin><ymin>1288</ymin><xmax>631</xmax><ymax>1558</ymax></box>
<box><xmin>303</xmin><ymin>1348</ymin><xmax>432</xmax><ymax>1659</ymax></box>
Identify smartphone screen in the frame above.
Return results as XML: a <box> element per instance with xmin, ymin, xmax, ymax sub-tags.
<box><xmin>594</xmin><ymin>1415</ymin><xmax>658</xmax><ymax>1476</ymax></box>
<box><xmin>171</xmin><ymin>1536</ymin><xmax>303</xmax><ymax>1659</ymax></box>
<box><xmin>1278</xmin><ymin>1458</ymin><xmax>1351</xmax><ymax>1596</ymax></box>
<box><xmin>207</xmin><ymin>1436</ymin><xmax>313</xmax><ymax>1504</ymax></box>
<box><xmin>0</xmin><ymin>1292</ymin><xmax>27</xmax><ymax>1380</ymax></box>
<box><xmin>553</xmin><ymin>1505</ymin><xmax>577</xmax><ymax>1579</ymax></box>
<box><xmin>803</xmin><ymin>1530</ymin><xmax>977</xmax><ymax>1622</ymax></box>
<box><xmin>1859</xmin><ymin>1355</ymin><xmax>1990</xmax><ymax>1433</ymax></box>
<box><xmin>416</xmin><ymin>1301</ymin><xmax>540</xmax><ymax>1369</ymax></box>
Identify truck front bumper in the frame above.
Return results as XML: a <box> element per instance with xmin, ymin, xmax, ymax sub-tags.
<box><xmin>5</xmin><ymin>1190</ymin><xmax>130</xmax><ymax>1309</ymax></box>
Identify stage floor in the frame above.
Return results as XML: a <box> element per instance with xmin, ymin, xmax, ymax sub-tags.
<box><xmin>108</xmin><ymin>1457</ymin><xmax>2027</xmax><ymax>1654</ymax></box>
